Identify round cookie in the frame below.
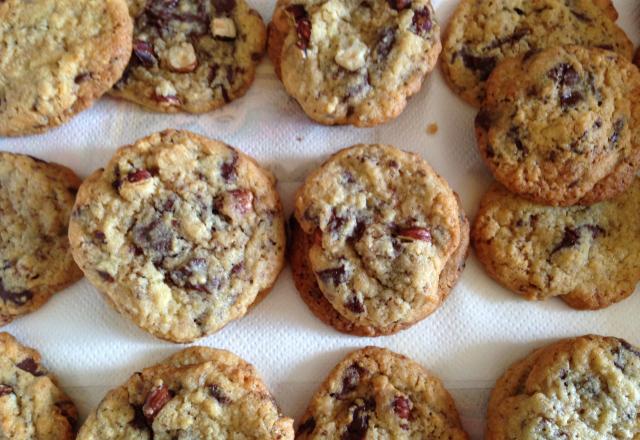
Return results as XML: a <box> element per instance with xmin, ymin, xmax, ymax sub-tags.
<box><xmin>441</xmin><ymin>0</ymin><xmax>633</xmax><ymax>107</ymax></box>
<box><xmin>0</xmin><ymin>0</ymin><xmax>132</xmax><ymax>136</ymax></box>
<box><xmin>68</xmin><ymin>130</ymin><xmax>286</xmax><ymax>343</ymax></box>
<box><xmin>0</xmin><ymin>153</ymin><xmax>83</xmax><ymax>325</ymax></box>
<box><xmin>110</xmin><ymin>0</ymin><xmax>266</xmax><ymax>113</ymax></box>
<box><xmin>0</xmin><ymin>332</ymin><xmax>78</xmax><ymax>439</ymax></box>
<box><xmin>475</xmin><ymin>45</ymin><xmax>640</xmax><ymax>206</ymax></box>
<box><xmin>272</xmin><ymin>0</ymin><xmax>441</xmax><ymax>126</ymax></box>
<box><xmin>293</xmin><ymin>144</ymin><xmax>465</xmax><ymax>336</ymax></box>
<box><xmin>77</xmin><ymin>346</ymin><xmax>294</xmax><ymax>439</ymax></box>
<box><xmin>296</xmin><ymin>346</ymin><xmax>468</xmax><ymax>438</ymax></box>
<box><xmin>472</xmin><ymin>179</ymin><xmax>640</xmax><ymax>310</ymax></box>
<box><xmin>486</xmin><ymin>335</ymin><xmax>640</xmax><ymax>439</ymax></box>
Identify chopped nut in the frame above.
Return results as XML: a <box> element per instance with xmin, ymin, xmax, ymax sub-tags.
<box><xmin>211</xmin><ymin>17</ymin><xmax>237</xmax><ymax>39</ymax></box>
<box><xmin>143</xmin><ymin>385</ymin><xmax>172</xmax><ymax>422</ymax></box>
<box><xmin>166</xmin><ymin>42</ymin><xmax>197</xmax><ymax>73</ymax></box>
<box><xmin>335</xmin><ymin>39</ymin><xmax>367</xmax><ymax>71</ymax></box>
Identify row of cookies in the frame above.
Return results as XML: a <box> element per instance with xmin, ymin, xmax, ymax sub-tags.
<box><xmin>0</xmin><ymin>130</ymin><xmax>468</xmax><ymax>341</ymax></box>
<box><xmin>1</xmin><ymin>331</ymin><xmax>638</xmax><ymax>438</ymax></box>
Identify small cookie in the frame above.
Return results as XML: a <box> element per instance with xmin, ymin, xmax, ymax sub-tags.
<box><xmin>77</xmin><ymin>347</ymin><xmax>294</xmax><ymax>439</ymax></box>
<box><xmin>487</xmin><ymin>335</ymin><xmax>640</xmax><ymax>439</ymax></box>
<box><xmin>293</xmin><ymin>144</ymin><xmax>466</xmax><ymax>336</ymax></box>
<box><xmin>441</xmin><ymin>0</ymin><xmax>633</xmax><ymax>107</ymax></box>
<box><xmin>68</xmin><ymin>130</ymin><xmax>286</xmax><ymax>343</ymax></box>
<box><xmin>472</xmin><ymin>179</ymin><xmax>640</xmax><ymax>310</ymax></box>
<box><xmin>270</xmin><ymin>0</ymin><xmax>441</xmax><ymax>126</ymax></box>
<box><xmin>296</xmin><ymin>346</ymin><xmax>468</xmax><ymax>438</ymax></box>
<box><xmin>0</xmin><ymin>0</ymin><xmax>132</xmax><ymax>136</ymax></box>
<box><xmin>476</xmin><ymin>45</ymin><xmax>640</xmax><ymax>206</ymax></box>
<box><xmin>0</xmin><ymin>332</ymin><xmax>78</xmax><ymax>439</ymax></box>
<box><xmin>0</xmin><ymin>153</ymin><xmax>83</xmax><ymax>325</ymax></box>
<box><xmin>111</xmin><ymin>0</ymin><xmax>266</xmax><ymax>113</ymax></box>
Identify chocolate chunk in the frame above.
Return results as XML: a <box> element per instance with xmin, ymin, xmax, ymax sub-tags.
<box><xmin>0</xmin><ymin>279</ymin><xmax>33</xmax><ymax>306</ymax></box>
<box><xmin>345</xmin><ymin>296</ymin><xmax>364</xmax><ymax>313</ymax></box>
<box><xmin>475</xmin><ymin>109</ymin><xmax>493</xmax><ymax>131</ymax></box>
<box><xmin>560</xmin><ymin>90</ymin><xmax>583</xmax><ymax>108</ymax></box>
<box><xmin>214</xmin><ymin>0</ymin><xmax>236</xmax><ymax>13</ymax></box>
<box><xmin>609</xmin><ymin>119</ymin><xmax>624</xmax><ymax>146</ymax></box>
<box><xmin>154</xmin><ymin>93</ymin><xmax>182</xmax><ymax>106</ymax></box>
<box><xmin>393</xmin><ymin>395</ymin><xmax>412</xmax><ymax>419</ymax></box>
<box><xmin>375</xmin><ymin>28</ymin><xmax>396</xmax><ymax>59</ymax></box>
<box><xmin>16</xmin><ymin>358</ymin><xmax>45</xmax><ymax>376</ymax></box>
<box><xmin>143</xmin><ymin>385</ymin><xmax>173</xmax><ymax>422</ymax></box>
<box><xmin>397</xmin><ymin>227</ymin><xmax>431</xmax><ymax>242</ymax></box>
<box><xmin>551</xmin><ymin>225</ymin><xmax>603</xmax><ymax>254</ymax></box>
<box><xmin>221</xmin><ymin>152</ymin><xmax>238</xmax><ymax>181</ymax></box>
<box><xmin>229</xmin><ymin>189</ymin><xmax>253</xmax><ymax>214</ymax></box>
<box><xmin>130</xmin><ymin>405</ymin><xmax>148</xmax><ymax>430</ymax></box>
<box><xmin>547</xmin><ymin>63</ymin><xmax>579</xmax><ymax>86</ymax></box>
<box><xmin>411</xmin><ymin>7</ymin><xmax>432</xmax><ymax>35</ymax></box>
<box><xmin>94</xmin><ymin>231</ymin><xmax>107</xmax><ymax>243</ymax></box>
<box><xmin>461</xmin><ymin>51</ymin><xmax>497</xmax><ymax>80</ymax></box>
<box><xmin>570</xmin><ymin>10</ymin><xmax>591</xmax><ymax>22</ymax></box>
<box><xmin>56</xmin><ymin>400</ymin><xmax>78</xmax><ymax>427</ymax></box>
<box><xmin>210</xmin><ymin>384</ymin><xmax>231</xmax><ymax>404</ymax></box>
<box><xmin>317</xmin><ymin>266</ymin><xmax>347</xmax><ymax>285</ymax></box>
<box><xmin>97</xmin><ymin>271</ymin><xmax>115</xmax><ymax>283</ymax></box>
<box><xmin>133</xmin><ymin>40</ymin><xmax>158</xmax><ymax>67</ymax></box>
<box><xmin>342</xmin><ymin>401</ymin><xmax>373</xmax><ymax>440</ymax></box>
<box><xmin>132</xmin><ymin>219</ymin><xmax>174</xmax><ymax>257</ymax></box>
<box><xmin>387</xmin><ymin>0</ymin><xmax>410</xmax><ymax>11</ymax></box>
<box><xmin>127</xmin><ymin>169</ymin><xmax>152</xmax><ymax>183</ymax></box>
<box><xmin>0</xmin><ymin>385</ymin><xmax>13</xmax><ymax>397</ymax></box>
<box><xmin>74</xmin><ymin>73</ymin><xmax>92</xmax><ymax>84</ymax></box>
<box><xmin>620</xmin><ymin>339</ymin><xmax>640</xmax><ymax>358</ymax></box>
<box><xmin>486</xmin><ymin>28</ymin><xmax>530</xmax><ymax>50</ymax></box>
<box><xmin>287</xmin><ymin>5</ymin><xmax>311</xmax><ymax>51</ymax></box>
<box><xmin>297</xmin><ymin>417</ymin><xmax>316</xmax><ymax>435</ymax></box>
<box><xmin>333</xmin><ymin>364</ymin><xmax>365</xmax><ymax>398</ymax></box>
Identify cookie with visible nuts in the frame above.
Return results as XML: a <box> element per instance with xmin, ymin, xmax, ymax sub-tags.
<box><xmin>476</xmin><ymin>45</ymin><xmax>640</xmax><ymax>206</ymax></box>
<box><xmin>0</xmin><ymin>153</ymin><xmax>83</xmax><ymax>325</ymax></box>
<box><xmin>68</xmin><ymin>130</ymin><xmax>286</xmax><ymax>343</ymax></box>
<box><xmin>0</xmin><ymin>0</ymin><xmax>132</xmax><ymax>136</ymax></box>
<box><xmin>77</xmin><ymin>346</ymin><xmax>294</xmax><ymax>439</ymax></box>
<box><xmin>441</xmin><ymin>0</ymin><xmax>633</xmax><ymax>107</ymax></box>
<box><xmin>292</xmin><ymin>144</ymin><xmax>467</xmax><ymax>336</ymax></box>
<box><xmin>296</xmin><ymin>346</ymin><xmax>468</xmax><ymax>439</ymax></box>
<box><xmin>268</xmin><ymin>0</ymin><xmax>441</xmax><ymax>126</ymax></box>
<box><xmin>111</xmin><ymin>0</ymin><xmax>266</xmax><ymax>113</ymax></box>
<box><xmin>0</xmin><ymin>332</ymin><xmax>78</xmax><ymax>439</ymax></box>
<box><xmin>472</xmin><ymin>179</ymin><xmax>640</xmax><ymax>310</ymax></box>
<box><xmin>487</xmin><ymin>335</ymin><xmax>640</xmax><ymax>439</ymax></box>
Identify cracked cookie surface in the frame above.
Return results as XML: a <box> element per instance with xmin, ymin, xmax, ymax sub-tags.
<box><xmin>111</xmin><ymin>0</ymin><xmax>266</xmax><ymax>113</ymax></box>
<box><xmin>296</xmin><ymin>346</ymin><xmax>468</xmax><ymax>439</ymax></box>
<box><xmin>270</xmin><ymin>0</ymin><xmax>441</xmax><ymax>126</ymax></box>
<box><xmin>487</xmin><ymin>335</ymin><xmax>640</xmax><ymax>439</ymax></box>
<box><xmin>293</xmin><ymin>144</ymin><xmax>464</xmax><ymax>335</ymax></box>
<box><xmin>476</xmin><ymin>45</ymin><xmax>640</xmax><ymax>206</ymax></box>
<box><xmin>0</xmin><ymin>153</ymin><xmax>83</xmax><ymax>325</ymax></box>
<box><xmin>441</xmin><ymin>0</ymin><xmax>633</xmax><ymax>107</ymax></box>
<box><xmin>472</xmin><ymin>180</ymin><xmax>640</xmax><ymax>310</ymax></box>
<box><xmin>77</xmin><ymin>346</ymin><xmax>294</xmax><ymax>439</ymax></box>
<box><xmin>0</xmin><ymin>332</ymin><xmax>78</xmax><ymax>440</ymax></box>
<box><xmin>68</xmin><ymin>130</ymin><xmax>285</xmax><ymax>343</ymax></box>
<box><xmin>0</xmin><ymin>0</ymin><xmax>132</xmax><ymax>136</ymax></box>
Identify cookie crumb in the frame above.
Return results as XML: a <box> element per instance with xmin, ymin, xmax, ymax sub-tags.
<box><xmin>426</xmin><ymin>123</ymin><xmax>438</xmax><ymax>135</ymax></box>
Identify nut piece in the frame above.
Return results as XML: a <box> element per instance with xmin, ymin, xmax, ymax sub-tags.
<box><xmin>211</xmin><ymin>17</ymin><xmax>237</xmax><ymax>39</ymax></box>
<box><xmin>166</xmin><ymin>42</ymin><xmax>198</xmax><ymax>73</ymax></box>
<box><xmin>335</xmin><ymin>39</ymin><xmax>367</xmax><ymax>71</ymax></box>
<box><xmin>143</xmin><ymin>384</ymin><xmax>172</xmax><ymax>422</ymax></box>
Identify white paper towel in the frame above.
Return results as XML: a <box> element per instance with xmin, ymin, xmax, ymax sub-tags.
<box><xmin>1</xmin><ymin>1</ymin><xmax>638</xmax><ymax>437</ymax></box>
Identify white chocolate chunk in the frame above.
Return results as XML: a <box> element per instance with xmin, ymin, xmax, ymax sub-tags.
<box><xmin>166</xmin><ymin>42</ymin><xmax>197</xmax><ymax>73</ymax></box>
<box><xmin>211</xmin><ymin>17</ymin><xmax>237</xmax><ymax>39</ymax></box>
<box><xmin>335</xmin><ymin>38</ymin><xmax>367</xmax><ymax>71</ymax></box>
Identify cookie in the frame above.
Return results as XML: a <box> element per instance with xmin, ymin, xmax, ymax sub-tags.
<box><xmin>441</xmin><ymin>0</ymin><xmax>633</xmax><ymax>107</ymax></box>
<box><xmin>0</xmin><ymin>332</ymin><xmax>78</xmax><ymax>439</ymax></box>
<box><xmin>486</xmin><ymin>335</ymin><xmax>640</xmax><ymax>439</ymax></box>
<box><xmin>472</xmin><ymin>179</ymin><xmax>640</xmax><ymax>310</ymax></box>
<box><xmin>110</xmin><ymin>0</ymin><xmax>266</xmax><ymax>113</ymax></box>
<box><xmin>292</xmin><ymin>144</ymin><xmax>466</xmax><ymax>336</ymax></box>
<box><xmin>0</xmin><ymin>153</ymin><xmax>83</xmax><ymax>325</ymax></box>
<box><xmin>0</xmin><ymin>0</ymin><xmax>132</xmax><ymax>136</ymax></box>
<box><xmin>68</xmin><ymin>130</ymin><xmax>286</xmax><ymax>343</ymax></box>
<box><xmin>77</xmin><ymin>346</ymin><xmax>294</xmax><ymax>439</ymax></box>
<box><xmin>296</xmin><ymin>346</ymin><xmax>468</xmax><ymax>438</ymax></box>
<box><xmin>475</xmin><ymin>45</ymin><xmax>640</xmax><ymax>206</ymax></box>
<box><xmin>269</xmin><ymin>0</ymin><xmax>441</xmax><ymax>126</ymax></box>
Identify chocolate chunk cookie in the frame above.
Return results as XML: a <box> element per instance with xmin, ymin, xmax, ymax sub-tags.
<box><xmin>0</xmin><ymin>0</ymin><xmax>132</xmax><ymax>136</ymax></box>
<box><xmin>442</xmin><ymin>0</ymin><xmax>633</xmax><ymax>107</ymax></box>
<box><xmin>476</xmin><ymin>45</ymin><xmax>640</xmax><ymax>206</ymax></box>
<box><xmin>68</xmin><ymin>130</ymin><xmax>285</xmax><ymax>343</ymax></box>
<box><xmin>0</xmin><ymin>332</ymin><xmax>78</xmax><ymax>439</ymax></box>
<box><xmin>472</xmin><ymin>179</ymin><xmax>640</xmax><ymax>310</ymax></box>
<box><xmin>487</xmin><ymin>335</ymin><xmax>640</xmax><ymax>439</ymax></box>
<box><xmin>269</xmin><ymin>0</ymin><xmax>441</xmax><ymax>126</ymax></box>
<box><xmin>111</xmin><ymin>0</ymin><xmax>266</xmax><ymax>113</ymax></box>
<box><xmin>296</xmin><ymin>346</ymin><xmax>468</xmax><ymax>439</ymax></box>
<box><xmin>77</xmin><ymin>346</ymin><xmax>294</xmax><ymax>439</ymax></box>
<box><xmin>292</xmin><ymin>144</ymin><xmax>466</xmax><ymax>336</ymax></box>
<box><xmin>0</xmin><ymin>153</ymin><xmax>83</xmax><ymax>325</ymax></box>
